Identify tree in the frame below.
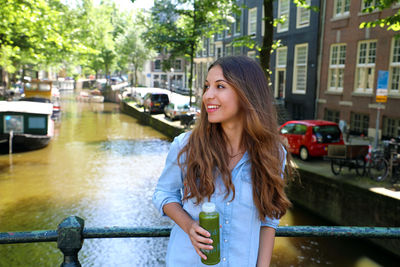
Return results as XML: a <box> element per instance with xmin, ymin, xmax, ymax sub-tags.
<box><xmin>115</xmin><ymin>12</ymin><xmax>156</xmax><ymax>86</ymax></box>
<box><xmin>142</xmin><ymin>0</ymin><xmax>239</xmax><ymax>105</ymax></box>
<box><xmin>360</xmin><ymin>0</ymin><xmax>400</xmax><ymax>32</ymax></box>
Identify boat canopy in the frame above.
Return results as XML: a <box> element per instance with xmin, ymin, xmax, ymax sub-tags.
<box><xmin>0</xmin><ymin>101</ymin><xmax>53</xmax><ymax>115</ymax></box>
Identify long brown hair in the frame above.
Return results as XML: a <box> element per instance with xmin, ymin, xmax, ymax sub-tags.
<box><xmin>178</xmin><ymin>56</ymin><xmax>292</xmax><ymax>220</ymax></box>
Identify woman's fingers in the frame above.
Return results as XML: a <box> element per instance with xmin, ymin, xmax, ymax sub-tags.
<box><xmin>188</xmin><ymin>222</ymin><xmax>214</xmax><ymax>258</ymax></box>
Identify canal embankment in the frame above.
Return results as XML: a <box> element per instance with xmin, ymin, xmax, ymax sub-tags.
<box><xmin>120</xmin><ymin>100</ymin><xmax>400</xmax><ymax>257</ymax></box>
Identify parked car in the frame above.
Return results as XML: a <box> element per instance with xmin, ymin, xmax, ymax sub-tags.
<box><xmin>164</xmin><ymin>102</ymin><xmax>191</xmax><ymax>120</ymax></box>
<box><xmin>143</xmin><ymin>93</ymin><xmax>169</xmax><ymax>114</ymax></box>
<box><xmin>279</xmin><ymin>120</ymin><xmax>344</xmax><ymax>161</ymax></box>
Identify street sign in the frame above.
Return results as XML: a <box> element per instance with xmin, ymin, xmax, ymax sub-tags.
<box><xmin>376</xmin><ymin>70</ymin><xmax>388</xmax><ymax>103</ymax></box>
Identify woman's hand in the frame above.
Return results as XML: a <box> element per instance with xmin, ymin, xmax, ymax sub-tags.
<box><xmin>187</xmin><ymin>221</ymin><xmax>214</xmax><ymax>260</ymax></box>
<box><xmin>162</xmin><ymin>203</ymin><xmax>214</xmax><ymax>260</ymax></box>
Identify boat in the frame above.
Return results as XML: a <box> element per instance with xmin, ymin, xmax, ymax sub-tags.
<box><xmin>76</xmin><ymin>89</ymin><xmax>104</xmax><ymax>103</ymax></box>
<box><xmin>0</xmin><ymin>101</ymin><xmax>54</xmax><ymax>153</ymax></box>
<box><xmin>22</xmin><ymin>79</ymin><xmax>61</xmax><ymax>118</ymax></box>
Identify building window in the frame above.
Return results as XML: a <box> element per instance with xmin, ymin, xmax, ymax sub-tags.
<box><xmin>217</xmin><ymin>31</ymin><xmax>223</xmax><ymax>40</ymax></box>
<box><xmin>350</xmin><ymin>112</ymin><xmax>369</xmax><ymax>136</ymax></box>
<box><xmin>202</xmin><ymin>38</ymin><xmax>207</xmax><ymax>57</ymax></box>
<box><xmin>293</xmin><ymin>43</ymin><xmax>308</xmax><ymax>94</ymax></box>
<box><xmin>216</xmin><ymin>46</ymin><xmax>223</xmax><ymax>58</ymax></box>
<box><xmin>389</xmin><ymin>38</ymin><xmax>400</xmax><ymax>94</ymax></box>
<box><xmin>225</xmin><ymin>44</ymin><xmax>232</xmax><ymax>56</ymax></box>
<box><xmin>154</xmin><ymin>59</ymin><xmax>161</xmax><ymax>71</ymax></box>
<box><xmin>355</xmin><ymin>40</ymin><xmax>376</xmax><ymax>93</ymax></box>
<box><xmin>361</xmin><ymin>0</ymin><xmax>376</xmax><ymax>11</ymax></box>
<box><xmin>248</xmin><ymin>7</ymin><xmax>257</xmax><ymax>36</ymax></box>
<box><xmin>209</xmin><ymin>36</ymin><xmax>215</xmax><ymax>56</ymax></box>
<box><xmin>275</xmin><ymin>47</ymin><xmax>287</xmax><ymax>98</ymax></box>
<box><xmin>173</xmin><ymin>60</ymin><xmax>181</xmax><ymax>71</ymax></box>
<box><xmin>234</xmin><ymin>13</ymin><xmax>241</xmax><ymax>35</ymax></box>
<box><xmin>383</xmin><ymin>117</ymin><xmax>400</xmax><ymax>139</ymax></box>
<box><xmin>277</xmin><ymin>0</ymin><xmax>290</xmax><ymax>32</ymax></box>
<box><xmin>328</xmin><ymin>44</ymin><xmax>346</xmax><ymax>92</ymax></box>
<box><xmin>234</xmin><ymin>46</ymin><xmax>241</xmax><ymax>55</ymax></box>
<box><xmin>334</xmin><ymin>0</ymin><xmax>350</xmax><ymax>17</ymax></box>
<box><xmin>324</xmin><ymin>109</ymin><xmax>340</xmax><ymax>123</ymax></box>
<box><xmin>296</xmin><ymin>0</ymin><xmax>310</xmax><ymax>28</ymax></box>
<box><xmin>248</xmin><ymin>51</ymin><xmax>256</xmax><ymax>60</ymax></box>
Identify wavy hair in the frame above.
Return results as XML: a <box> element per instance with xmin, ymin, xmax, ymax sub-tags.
<box><xmin>178</xmin><ymin>56</ymin><xmax>292</xmax><ymax>220</ymax></box>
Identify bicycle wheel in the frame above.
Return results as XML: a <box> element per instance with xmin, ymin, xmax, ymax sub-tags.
<box><xmin>368</xmin><ymin>158</ymin><xmax>389</xmax><ymax>182</ymax></box>
<box><xmin>355</xmin><ymin>157</ymin><xmax>366</xmax><ymax>176</ymax></box>
<box><xmin>331</xmin><ymin>159</ymin><xmax>342</xmax><ymax>175</ymax></box>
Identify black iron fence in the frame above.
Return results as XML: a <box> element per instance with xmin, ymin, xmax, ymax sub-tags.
<box><xmin>1</xmin><ymin>216</ymin><xmax>400</xmax><ymax>266</ymax></box>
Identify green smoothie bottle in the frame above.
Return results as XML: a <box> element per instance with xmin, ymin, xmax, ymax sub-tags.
<box><xmin>199</xmin><ymin>202</ymin><xmax>220</xmax><ymax>265</ymax></box>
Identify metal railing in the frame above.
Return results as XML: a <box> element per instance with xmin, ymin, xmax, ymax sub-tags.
<box><xmin>1</xmin><ymin>216</ymin><xmax>400</xmax><ymax>267</ymax></box>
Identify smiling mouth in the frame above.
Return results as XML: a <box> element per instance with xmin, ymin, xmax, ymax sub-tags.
<box><xmin>207</xmin><ymin>105</ymin><xmax>220</xmax><ymax>112</ymax></box>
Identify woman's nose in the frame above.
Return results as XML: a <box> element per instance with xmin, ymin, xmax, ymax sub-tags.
<box><xmin>204</xmin><ymin>87</ymin><xmax>215</xmax><ymax>99</ymax></box>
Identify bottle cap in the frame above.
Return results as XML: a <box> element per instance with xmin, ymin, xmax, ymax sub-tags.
<box><xmin>202</xmin><ymin>202</ymin><xmax>216</xmax><ymax>213</ymax></box>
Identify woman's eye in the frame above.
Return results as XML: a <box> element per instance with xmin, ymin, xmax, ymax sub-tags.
<box><xmin>203</xmin><ymin>85</ymin><xmax>209</xmax><ymax>90</ymax></box>
<box><xmin>217</xmin><ymin>84</ymin><xmax>225</xmax><ymax>89</ymax></box>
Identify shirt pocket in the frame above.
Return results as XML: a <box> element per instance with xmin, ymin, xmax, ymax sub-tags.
<box><xmin>239</xmin><ymin>171</ymin><xmax>255</xmax><ymax>210</ymax></box>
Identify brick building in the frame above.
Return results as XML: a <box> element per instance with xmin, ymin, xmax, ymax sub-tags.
<box><xmin>317</xmin><ymin>0</ymin><xmax>400</xmax><ymax>139</ymax></box>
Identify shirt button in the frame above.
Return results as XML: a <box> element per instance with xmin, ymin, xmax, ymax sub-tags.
<box><xmin>223</xmin><ymin>258</ymin><xmax>226</xmax><ymax>261</ymax></box>
<box><xmin>226</xmin><ymin>202</ymin><xmax>230</xmax><ymax>206</ymax></box>
<box><xmin>225</xmin><ymin>220</ymin><xmax>229</xmax><ymax>224</ymax></box>
<box><xmin>224</xmin><ymin>239</ymin><xmax>228</xmax><ymax>243</ymax></box>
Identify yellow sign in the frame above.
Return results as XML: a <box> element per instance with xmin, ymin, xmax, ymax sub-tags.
<box><xmin>376</xmin><ymin>95</ymin><xmax>387</xmax><ymax>103</ymax></box>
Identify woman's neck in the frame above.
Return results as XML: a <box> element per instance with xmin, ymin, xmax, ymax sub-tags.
<box><xmin>222</xmin><ymin>122</ymin><xmax>244</xmax><ymax>155</ymax></box>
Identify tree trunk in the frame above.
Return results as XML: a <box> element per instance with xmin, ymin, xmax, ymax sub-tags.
<box><xmin>260</xmin><ymin>0</ymin><xmax>273</xmax><ymax>82</ymax></box>
<box><xmin>134</xmin><ymin>65</ymin><xmax>138</xmax><ymax>87</ymax></box>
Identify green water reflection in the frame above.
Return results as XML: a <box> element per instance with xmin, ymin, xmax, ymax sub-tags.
<box><xmin>0</xmin><ymin>99</ymin><xmax>397</xmax><ymax>266</ymax></box>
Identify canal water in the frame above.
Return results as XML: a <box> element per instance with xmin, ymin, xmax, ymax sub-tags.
<box><xmin>0</xmin><ymin>99</ymin><xmax>397</xmax><ymax>266</ymax></box>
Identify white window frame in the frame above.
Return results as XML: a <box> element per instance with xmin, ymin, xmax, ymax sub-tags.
<box><xmin>248</xmin><ymin>7</ymin><xmax>257</xmax><ymax>36</ymax></box>
<box><xmin>334</xmin><ymin>0</ymin><xmax>350</xmax><ymax>18</ymax></box>
<box><xmin>275</xmin><ymin>47</ymin><xmax>287</xmax><ymax>98</ymax></box>
<box><xmin>355</xmin><ymin>40</ymin><xmax>376</xmax><ymax>93</ymax></box>
<box><xmin>389</xmin><ymin>37</ymin><xmax>400</xmax><ymax>95</ymax></box>
<box><xmin>277</xmin><ymin>0</ymin><xmax>290</xmax><ymax>32</ymax></box>
<box><xmin>328</xmin><ymin>44</ymin><xmax>346</xmax><ymax>92</ymax></box>
<box><xmin>292</xmin><ymin>43</ymin><xmax>308</xmax><ymax>94</ymax></box>
<box><xmin>296</xmin><ymin>0</ymin><xmax>310</xmax><ymax>28</ymax></box>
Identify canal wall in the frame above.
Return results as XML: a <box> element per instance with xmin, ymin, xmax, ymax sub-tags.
<box><xmin>120</xmin><ymin>100</ymin><xmax>400</xmax><ymax>257</ymax></box>
<box><xmin>287</xmin><ymin>169</ymin><xmax>400</xmax><ymax>257</ymax></box>
<box><xmin>120</xmin><ymin>101</ymin><xmax>185</xmax><ymax>140</ymax></box>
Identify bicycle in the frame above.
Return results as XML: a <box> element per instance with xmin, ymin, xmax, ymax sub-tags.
<box><xmin>365</xmin><ymin>146</ymin><xmax>389</xmax><ymax>182</ymax></box>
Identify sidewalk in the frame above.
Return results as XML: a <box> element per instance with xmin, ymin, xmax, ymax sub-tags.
<box><xmin>293</xmin><ymin>157</ymin><xmax>400</xmax><ymax>200</ymax></box>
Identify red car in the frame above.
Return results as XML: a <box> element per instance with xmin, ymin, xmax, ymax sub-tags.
<box><xmin>279</xmin><ymin>120</ymin><xmax>345</xmax><ymax>160</ymax></box>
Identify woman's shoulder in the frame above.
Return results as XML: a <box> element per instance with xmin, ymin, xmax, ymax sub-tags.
<box><xmin>172</xmin><ymin>131</ymin><xmax>192</xmax><ymax>149</ymax></box>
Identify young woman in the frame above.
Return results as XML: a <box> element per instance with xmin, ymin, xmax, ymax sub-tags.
<box><xmin>153</xmin><ymin>56</ymin><xmax>292</xmax><ymax>266</ymax></box>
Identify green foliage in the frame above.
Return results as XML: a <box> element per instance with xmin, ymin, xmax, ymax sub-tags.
<box><xmin>360</xmin><ymin>0</ymin><xmax>400</xmax><ymax>32</ymax></box>
<box><xmin>142</xmin><ymin>0</ymin><xmax>239</xmax><ymax>100</ymax></box>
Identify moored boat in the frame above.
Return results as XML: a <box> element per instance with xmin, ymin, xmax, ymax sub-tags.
<box><xmin>0</xmin><ymin>101</ymin><xmax>54</xmax><ymax>153</ymax></box>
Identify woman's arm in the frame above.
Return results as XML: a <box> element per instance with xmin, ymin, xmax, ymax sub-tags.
<box><xmin>163</xmin><ymin>202</ymin><xmax>214</xmax><ymax>260</ymax></box>
<box><xmin>256</xmin><ymin>226</ymin><xmax>276</xmax><ymax>267</ymax></box>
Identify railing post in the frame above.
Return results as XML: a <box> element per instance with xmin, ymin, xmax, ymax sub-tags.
<box><xmin>57</xmin><ymin>216</ymin><xmax>85</xmax><ymax>267</ymax></box>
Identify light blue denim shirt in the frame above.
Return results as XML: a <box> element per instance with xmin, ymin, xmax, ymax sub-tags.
<box><xmin>153</xmin><ymin>132</ymin><xmax>285</xmax><ymax>267</ymax></box>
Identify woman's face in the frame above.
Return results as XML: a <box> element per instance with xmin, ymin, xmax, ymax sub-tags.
<box><xmin>203</xmin><ymin>65</ymin><xmax>242</xmax><ymax>127</ymax></box>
